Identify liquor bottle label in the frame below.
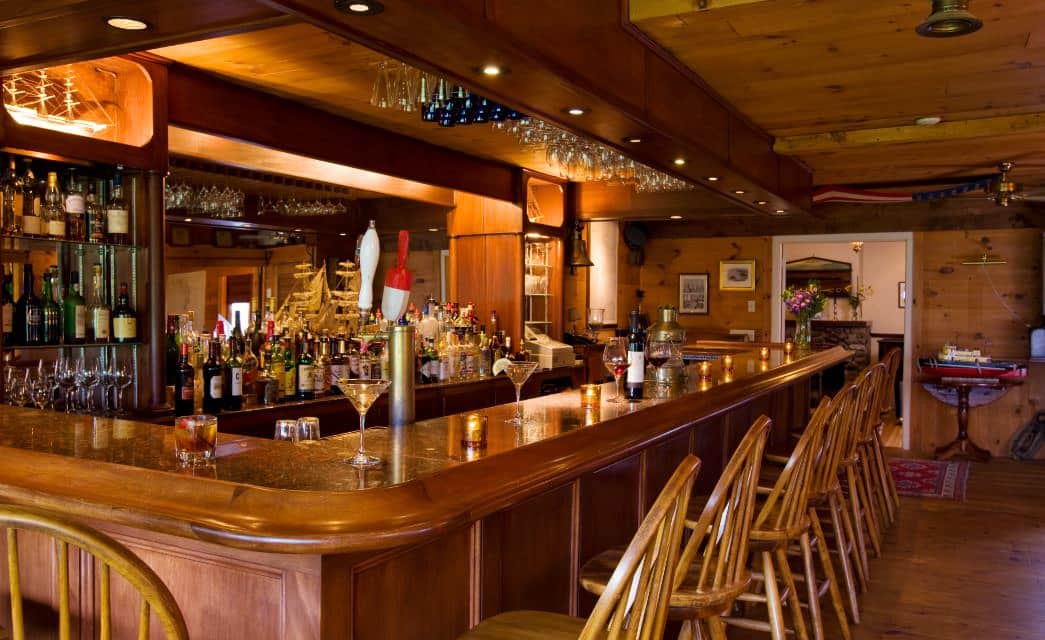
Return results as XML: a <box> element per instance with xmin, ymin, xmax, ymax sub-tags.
<box><xmin>28</xmin><ymin>308</ymin><xmax>41</xmax><ymax>326</ymax></box>
<box><xmin>113</xmin><ymin>316</ymin><xmax>136</xmax><ymax>339</ymax></box>
<box><xmin>298</xmin><ymin>364</ymin><xmax>314</xmax><ymax>391</ymax></box>
<box><xmin>284</xmin><ymin>368</ymin><xmax>295</xmax><ymax>396</ymax></box>
<box><xmin>230</xmin><ymin>367</ymin><xmax>243</xmax><ymax>396</ymax></box>
<box><xmin>626</xmin><ymin>350</ymin><xmax>645</xmax><ymax>383</ymax></box>
<box><xmin>74</xmin><ymin>306</ymin><xmax>86</xmax><ymax>338</ymax></box>
<box><xmin>48</xmin><ymin>219</ymin><xmax>66</xmax><ymax>237</ymax></box>
<box><xmin>65</xmin><ymin>195</ymin><xmax>85</xmax><ymax>214</ymax></box>
<box><xmin>2</xmin><ymin>303</ymin><xmax>11</xmax><ymax>333</ymax></box>
<box><xmin>330</xmin><ymin>364</ymin><xmax>349</xmax><ymax>384</ymax></box>
<box><xmin>93</xmin><ymin>309</ymin><xmax>110</xmax><ymax>339</ymax></box>
<box><xmin>209</xmin><ymin>375</ymin><xmax>223</xmax><ymax>399</ymax></box>
<box><xmin>21</xmin><ymin>215</ymin><xmax>41</xmax><ymax>235</ymax></box>
<box><xmin>106</xmin><ymin>208</ymin><xmax>129</xmax><ymax>234</ymax></box>
<box><xmin>180</xmin><ymin>381</ymin><xmax>194</xmax><ymax>400</ymax></box>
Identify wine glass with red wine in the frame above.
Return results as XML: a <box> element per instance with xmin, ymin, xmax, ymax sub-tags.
<box><xmin>602</xmin><ymin>337</ymin><xmax>628</xmax><ymax>403</ymax></box>
<box><xmin>647</xmin><ymin>338</ymin><xmax>672</xmax><ymax>385</ymax></box>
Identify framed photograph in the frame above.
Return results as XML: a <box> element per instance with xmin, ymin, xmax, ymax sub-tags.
<box><xmin>213</xmin><ymin>229</ymin><xmax>234</xmax><ymax>248</ymax></box>
<box><xmin>898</xmin><ymin>281</ymin><xmax>907</xmax><ymax>308</ymax></box>
<box><xmin>169</xmin><ymin>226</ymin><xmax>191</xmax><ymax>247</ymax></box>
<box><xmin>719</xmin><ymin>260</ymin><xmax>756</xmax><ymax>291</ymax></box>
<box><xmin>679</xmin><ymin>273</ymin><xmax>709</xmax><ymax>314</ymax></box>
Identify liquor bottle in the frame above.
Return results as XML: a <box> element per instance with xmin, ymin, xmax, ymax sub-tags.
<box><xmin>43</xmin><ymin>172</ymin><xmax>66</xmax><ymax>239</ymax></box>
<box><xmin>111</xmin><ymin>282</ymin><xmax>137</xmax><ymax>343</ymax></box>
<box><xmin>40</xmin><ymin>272</ymin><xmax>61</xmax><ymax>345</ymax></box>
<box><xmin>62</xmin><ymin>271</ymin><xmax>87</xmax><ymax>345</ymax></box>
<box><xmin>202</xmin><ymin>339</ymin><xmax>224</xmax><ymax>414</ymax></box>
<box><xmin>174</xmin><ymin>343</ymin><xmax>195</xmax><ymax>416</ymax></box>
<box><xmin>14</xmin><ymin>264</ymin><xmax>41</xmax><ymax>345</ymax></box>
<box><xmin>296</xmin><ymin>334</ymin><xmax>315</xmax><ymax>400</ymax></box>
<box><xmin>106</xmin><ymin>168</ymin><xmax>129</xmax><ymax>244</ymax></box>
<box><xmin>249</xmin><ymin>306</ymin><xmax>264</xmax><ymax>358</ymax></box>
<box><xmin>87</xmin><ymin>263</ymin><xmax>110</xmax><ymax>342</ymax></box>
<box><xmin>261</xmin><ymin>320</ymin><xmax>276</xmax><ymax>370</ymax></box>
<box><xmin>20</xmin><ymin>159</ymin><xmax>41</xmax><ymax>237</ymax></box>
<box><xmin>224</xmin><ymin>335</ymin><xmax>244</xmax><ymax>411</ymax></box>
<box><xmin>625</xmin><ymin>309</ymin><xmax>645</xmax><ymax>401</ymax></box>
<box><xmin>280</xmin><ymin>336</ymin><xmax>294</xmax><ymax>400</ymax></box>
<box><xmin>329</xmin><ymin>334</ymin><xmax>348</xmax><ymax>393</ymax></box>
<box><xmin>314</xmin><ymin>334</ymin><xmax>331</xmax><ymax>396</ymax></box>
<box><xmin>1</xmin><ymin>273</ymin><xmax>13</xmax><ymax>344</ymax></box>
<box><xmin>64</xmin><ymin>170</ymin><xmax>86</xmax><ymax>241</ymax></box>
<box><xmin>231</xmin><ymin>310</ymin><xmax>245</xmax><ymax>355</ymax></box>
<box><xmin>165</xmin><ymin>314</ymin><xmax>180</xmax><ymax>386</ymax></box>
<box><xmin>85</xmin><ymin>181</ymin><xmax>105</xmax><ymax>243</ymax></box>
<box><xmin>1</xmin><ymin>156</ymin><xmax>19</xmax><ymax>234</ymax></box>
<box><xmin>242</xmin><ymin>337</ymin><xmax>260</xmax><ymax>389</ymax></box>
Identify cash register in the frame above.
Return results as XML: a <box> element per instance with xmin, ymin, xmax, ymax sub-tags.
<box><xmin>524</xmin><ymin>325</ymin><xmax>577</xmax><ymax>369</ymax></box>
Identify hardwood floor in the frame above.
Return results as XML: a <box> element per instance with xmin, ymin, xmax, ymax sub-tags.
<box><xmin>727</xmin><ymin>458</ymin><xmax>1045</xmax><ymax>639</ymax></box>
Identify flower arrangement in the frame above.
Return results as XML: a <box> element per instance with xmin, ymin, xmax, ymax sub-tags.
<box><xmin>845</xmin><ymin>279</ymin><xmax>873</xmax><ymax>316</ymax></box>
<box><xmin>781</xmin><ymin>281</ymin><xmax>827</xmax><ymax>321</ymax></box>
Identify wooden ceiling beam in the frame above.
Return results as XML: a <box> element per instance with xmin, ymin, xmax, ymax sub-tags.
<box><xmin>775</xmin><ymin>112</ymin><xmax>1045</xmax><ymax>155</ymax></box>
<box><xmin>630</xmin><ymin>0</ymin><xmax>775</xmax><ymax>22</ymax></box>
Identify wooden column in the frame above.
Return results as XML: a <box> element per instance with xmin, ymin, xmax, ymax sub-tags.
<box><xmin>146</xmin><ymin>171</ymin><xmax>167</xmax><ymax>411</ymax></box>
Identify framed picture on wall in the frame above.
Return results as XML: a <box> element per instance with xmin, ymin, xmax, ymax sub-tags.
<box><xmin>719</xmin><ymin>260</ymin><xmax>756</xmax><ymax>291</ymax></box>
<box><xmin>679</xmin><ymin>273</ymin><xmax>709</xmax><ymax>314</ymax></box>
<box><xmin>898</xmin><ymin>281</ymin><xmax>907</xmax><ymax>308</ymax></box>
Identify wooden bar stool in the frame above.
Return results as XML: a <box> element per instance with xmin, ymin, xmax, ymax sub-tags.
<box><xmin>844</xmin><ymin>365</ymin><xmax>886</xmax><ymax>559</ymax></box>
<box><xmin>870</xmin><ymin>349</ymin><xmax>902</xmax><ymax>524</ymax></box>
<box><xmin>579</xmin><ymin>416</ymin><xmax>772</xmax><ymax>640</ymax></box>
<box><xmin>0</xmin><ymin>504</ymin><xmax>188</xmax><ymax>640</ymax></box>
<box><xmin>458</xmin><ymin>454</ymin><xmax>701</xmax><ymax>640</ymax></box>
<box><xmin>723</xmin><ymin>400</ymin><xmax>853</xmax><ymax>640</ymax></box>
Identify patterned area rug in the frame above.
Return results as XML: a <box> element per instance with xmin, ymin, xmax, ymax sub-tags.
<box><xmin>889</xmin><ymin>458</ymin><xmax>970</xmax><ymax>501</ymax></box>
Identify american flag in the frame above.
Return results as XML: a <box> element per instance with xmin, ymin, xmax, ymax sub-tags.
<box><xmin>813</xmin><ymin>177</ymin><xmax>996</xmax><ymax>205</ymax></box>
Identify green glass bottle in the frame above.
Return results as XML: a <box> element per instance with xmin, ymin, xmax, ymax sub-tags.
<box><xmin>62</xmin><ymin>271</ymin><xmax>86</xmax><ymax>344</ymax></box>
<box><xmin>41</xmin><ymin>271</ymin><xmax>61</xmax><ymax>345</ymax></box>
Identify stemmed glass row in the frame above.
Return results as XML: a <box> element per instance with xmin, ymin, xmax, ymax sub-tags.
<box><xmin>258</xmin><ymin>196</ymin><xmax>349</xmax><ymax>217</ymax></box>
<box><xmin>5</xmin><ymin>358</ymin><xmax>132</xmax><ymax>415</ymax></box>
<box><xmin>165</xmin><ymin>182</ymin><xmax>246</xmax><ymax>219</ymax></box>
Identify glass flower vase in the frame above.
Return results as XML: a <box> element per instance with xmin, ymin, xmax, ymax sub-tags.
<box><xmin>794</xmin><ymin>315</ymin><xmax>812</xmax><ymax>349</ymax></box>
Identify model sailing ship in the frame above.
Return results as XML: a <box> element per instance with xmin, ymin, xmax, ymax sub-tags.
<box><xmin>918</xmin><ymin>343</ymin><xmax>1027</xmax><ymax>378</ymax></box>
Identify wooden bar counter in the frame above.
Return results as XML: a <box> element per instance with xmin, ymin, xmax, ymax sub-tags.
<box><xmin>0</xmin><ymin>345</ymin><xmax>848</xmax><ymax>640</ymax></box>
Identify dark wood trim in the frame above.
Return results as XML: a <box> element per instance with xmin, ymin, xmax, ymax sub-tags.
<box><xmin>164</xmin><ymin>63</ymin><xmax>520</xmax><ymax>203</ymax></box>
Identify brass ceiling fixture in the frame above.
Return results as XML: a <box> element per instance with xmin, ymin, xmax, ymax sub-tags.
<box><xmin>916</xmin><ymin>0</ymin><xmax>983</xmax><ymax>37</ymax></box>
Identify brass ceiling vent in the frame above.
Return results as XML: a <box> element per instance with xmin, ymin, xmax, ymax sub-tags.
<box><xmin>916</xmin><ymin>0</ymin><xmax>983</xmax><ymax>37</ymax></box>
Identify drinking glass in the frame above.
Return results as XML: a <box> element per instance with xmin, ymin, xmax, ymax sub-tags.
<box><xmin>174</xmin><ymin>414</ymin><xmax>218</xmax><ymax>464</ymax></box>
<box><xmin>296</xmin><ymin>417</ymin><xmax>321</xmax><ymax>441</ymax></box>
<box><xmin>503</xmin><ymin>361</ymin><xmax>538</xmax><ymax>425</ymax></box>
<box><xmin>98</xmin><ymin>362</ymin><xmax>114</xmax><ymax>415</ymax></box>
<box><xmin>646</xmin><ymin>339</ymin><xmax>673</xmax><ymax>383</ymax></box>
<box><xmin>113</xmin><ymin>362</ymin><xmax>133</xmax><ymax>415</ymax></box>
<box><xmin>602</xmin><ymin>337</ymin><xmax>628</xmax><ymax>403</ymax></box>
<box><xmin>587</xmin><ymin>308</ymin><xmax>605</xmax><ymax>339</ymax></box>
<box><xmin>274</xmin><ymin>419</ymin><xmax>298</xmax><ymax>442</ymax></box>
<box><xmin>337</xmin><ymin>378</ymin><xmax>390</xmax><ymax>468</ymax></box>
<box><xmin>75</xmin><ymin>361</ymin><xmax>99</xmax><ymax>414</ymax></box>
<box><xmin>57</xmin><ymin>360</ymin><xmax>78</xmax><ymax>413</ymax></box>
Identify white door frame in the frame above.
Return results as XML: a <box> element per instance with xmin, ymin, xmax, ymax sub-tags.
<box><xmin>770</xmin><ymin>232</ymin><xmax>914</xmax><ymax>450</ymax></box>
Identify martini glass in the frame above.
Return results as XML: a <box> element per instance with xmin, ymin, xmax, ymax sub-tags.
<box><xmin>504</xmin><ymin>361</ymin><xmax>538</xmax><ymax>425</ymax></box>
<box><xmin>337</xmin><ymin>378</ymin><xmax>391</xmax><ymax>468</ymax></box>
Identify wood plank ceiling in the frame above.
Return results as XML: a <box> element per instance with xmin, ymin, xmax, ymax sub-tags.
<box><xmin>631</xmin><ymin>0</ymin><xmax>1045</xmax><ymax>189</ymax></box>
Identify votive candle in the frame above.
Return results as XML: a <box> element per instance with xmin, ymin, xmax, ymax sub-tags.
<box><xmin>759</xmin><ymin>346</ymin><xmax>770</xmax><ymax>361</ymax></box>
<box><xmin>722</xmin><ymin>355</ymin><xmax>734</xmax><ymax>372</ymax></box>
<box><xmin>580</xmin><ymin>384</ymin><xmax>602</xmax><ymax>408</ymax></box>
<box><xmin>784</xmin><ymin>341</ymin><xmax>794</xmax><ymax>354</ymax></box>
<box><xmin>699</xmin><ymin>361</ymin><xmax>712</xmax><ymax>378</ymax></box>
<box><xmin>462</xmin><ymin>413</ymin><xmax>487</xmax><ymax>448</ymax></box>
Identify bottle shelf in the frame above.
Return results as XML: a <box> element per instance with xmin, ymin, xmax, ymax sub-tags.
<box><xmin>1</xmin><ymin>235</ymin><xmax>143</xmax><ymax>252</ymax></box>
<box><xmin>2</xmin><ymin>341</ymin><xmax>142</xmax><ymax>350</ymax></box>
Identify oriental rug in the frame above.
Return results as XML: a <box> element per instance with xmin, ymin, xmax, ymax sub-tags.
<box><xmin>888</xmin><ymin>458</ymin><xmax>969</xmax><ymax>501</ymax></box>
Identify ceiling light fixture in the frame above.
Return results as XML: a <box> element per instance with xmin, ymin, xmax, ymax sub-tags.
<box><xmin>755</xmin><ymin>200</ymin><xmax>768</xmax><ymax>206</ymax></box>
<box><xmin>625</xmin><ymin>136</ymin><xmax>643</xmax><ymax>144</ymax></box>
<box><xmin>916</xmin><ymin>0</ymin><xmax>982</xmax><ymax>37</ymax></box>
<box><xmin>734</xmin><ymin>189</ymin><xmax>747</xmax><ymax>195</ymax></box>
<box><xmin>706</xmin><ymin>176</ymin><xmax>720</xmax><ymax>182</ymax></box>
<box><xmin>773</xmin><ymin>209</ymin><xmax>787</xmax><ymax>215</ymax></box>
<box><xmin>105</xmin><ymin>16</ymin><xmax>150</xmax><ymax>30</ymax></box>
<box><xmin>334</xmin><ymin>0</ymin><xmax>385</xmax><ymax>16</ymax></box>
<box><xmin>915</xmin><ymin>115</ymin><xmax>943</xmax><ymax>126</ymax></box>
<box><xmin>339</xmin><ymin>232</ymin><xmax>347</xmax><ymax>236</ymax></box>
<box><xmin>566</xmin><ymin>107</ymin><xmax>586</xmax><ymax>116</ymax></box>
<box><xmin>294</xmin><ymin>228</ymin><xmax>303</xmax><ymax>232</ymax></box>
<box><xmin>481</xmin><ymin>64</ymin><xmax>502</xmax><ymax>77</ymax></box>
<box><xmin>669</xmin><ymin>215</ymin><xmax>683</xmax><ymax>220</ymax></box>
<box><xmin>183</xmin><ymin>218</ymin><xmax>192</xmax><ymax>223</ymax></box>
<box><xmin>673</xmin><ymin>158</ymin><xmax>686</xmax><ymax>166</ymax></box>
<box><xmin>428</xmin><ymin>227</ymin><xmax>439</xmax><ymax>232</ymax></box>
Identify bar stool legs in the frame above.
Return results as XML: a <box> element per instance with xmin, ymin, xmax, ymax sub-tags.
<box><xmin>810</xmin><ymin>510</ymin><xmax>853</xmax><ymax>639</ymax></box>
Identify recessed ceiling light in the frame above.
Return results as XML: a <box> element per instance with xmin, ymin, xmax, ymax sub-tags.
<box><xmin>334</xmin><ymin>0</ymin><xmax>385</xmax><ymax>15</ymax></box>
<box><xmin>706</xmin><ymin>176</ymin><xmax>720</xmax><ymax>182</ymax></box>
<box><xmin>755</xmin><ymin>200</ymin><xmax>768</xmax><ymax>206</ymax></box>
<box><xmin>428</xmin><ymin>227</ymin><xmax>439</xmax><ymax>232</ymax></box>
<box><xmin>625</xmin><ymin>136</ymin><xmax>643</xmax><ymax>144</ymax></box>
<box><xmin>673</xmin><ymin>158</ymin><xmax>686</xmax><ymax>166</ymax></box>
<box><xmin>734</xmin><ymin>189</ymin><xmax>747</xmax><ymax>195</ymax></box>
<box><xmin>669</xmin><ymin>215</ymin><xmax>683</xmax><ymax>220</ymax></box>
<box><xmin>773</xmin><ymin>209</ymin><xmax>787</xmax><ymax>215</ymax></box>
<box><xmin>915</xmin><ymin>115</ymin><xmax>942</xmax><ymax>126</ymax></box>
<box><xmin>294</xmin><ymin>228</ymin><xmax>303</xmax><ymax>232</ymax></box>
<box><xmin>339</xmin><ymin>232</ymin><xmax>347</xmax><ymax>236</ymax></box>
<box><xmin>481</xmin><ymin>65</ymin><xmax>502</xmax><ymax>76</ymax></box>
<box><xmin>183</xmin><ymin>217</ymin><xmax>192</xmax><ymax>222</ymax></box>
<box><xmin>566</xmin><ymin>107</ymin><xmax>586</xmax><ymax>116</ymax></box>
<box><xmin>105</xmin><ymin>16</ymin><xmax>149</xmax><ymax>30</ymax></box>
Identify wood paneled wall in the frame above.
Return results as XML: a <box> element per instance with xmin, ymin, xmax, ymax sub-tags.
<box><xmin>910</xmin><ymin>228</ymin><xmax>1044</xmax><ymax>458</ymax></box>
<box><xmin>638</xmin><ymin>236</ymin><xmax>774</xmax><ymax>341</ymax></box>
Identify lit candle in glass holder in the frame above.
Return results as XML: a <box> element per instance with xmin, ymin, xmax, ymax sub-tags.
<box><xmin>722</xmin><ymin>355</ymin><xmax>734</xmax><ymax>372</ymax></box>
<box><xmin>760</xmin><ymin>360</ymin><xmax>770</xmax><ymax>373</ymax></box>
<box><xmin>699</xmin><ymin>360</ymin><xmax>712</xmax><ymax>379</ymax></box>
<box><xmin>579</xmin><ymin>384</ymin><xmax>601</xmax><ymax>408</ymax></box>
<box><xmin>462</xmin><ymin>413</ymin><xmax>487</xmax><ymax>448</ymax></box>
<box><xmin>784</xmin><ymin>341</ymin><xmax>794</xmax><ymax>355</ymax></box>
<box><xmin>759</xmin><ymin>346</ymin><xmax>770</xmax><ymax>361</ymax></box>
<box><xmin>723</xmin><ymin>371</ymin><xmax>734</xmax><ymax>383</ymax></box>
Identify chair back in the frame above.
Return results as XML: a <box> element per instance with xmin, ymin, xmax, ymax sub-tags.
<box><xmin>879</xmin><ymin>349</ymin><xmax>902</xmax><ymax>420</ymax></box>
<box><xmin>810</xmin><ymin>385</ymin><xmax>860</xmax><ymax>496</ymax></box>
<box><xmin>675</xmin><ymin>416</ymin><xmax>772</xmax><ymax>597</ymax></box>
<box><xmin>0</xmin><ymin>504</ymin><xmax>188</xmax><ymax>640</ymax></box>
<box><xmin>856</xmin><ymin>363</ymin><xmax>888</xmax><ymax>443</ymax></box>
<box><xmin>754</xmin><ymin>398</ymin><xmax>830</xmax><ymax>533</ymax></box>
<box><xmin>581</xmin><ymin>454</ymin><xmax>701</xmax><ymax>640</ymax></box>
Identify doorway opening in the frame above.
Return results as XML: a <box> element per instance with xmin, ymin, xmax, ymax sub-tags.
<box><xmin>771</xmin><ymin>232</ymin><xmax>913</xmax><ymax>450</ymax></box>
